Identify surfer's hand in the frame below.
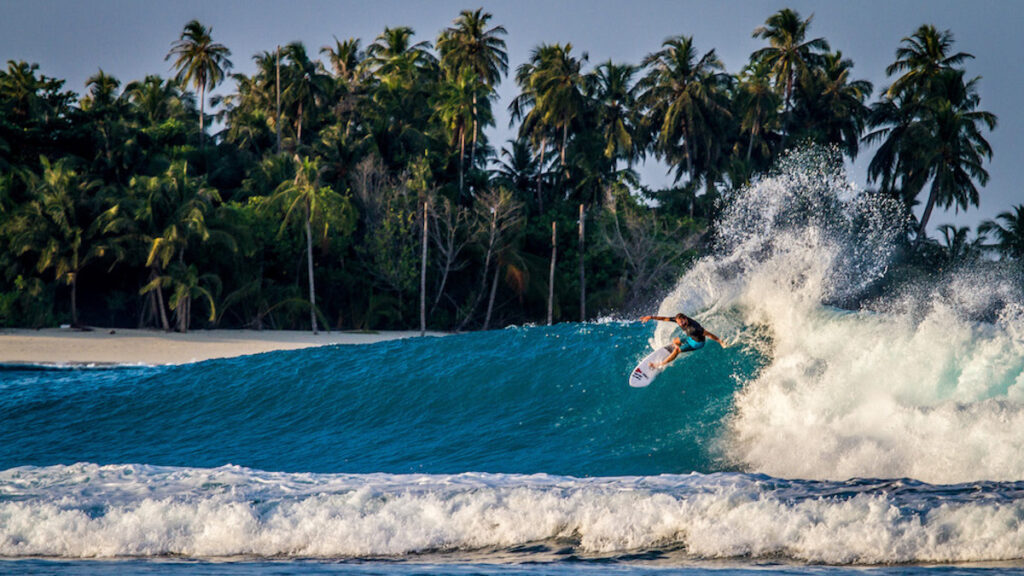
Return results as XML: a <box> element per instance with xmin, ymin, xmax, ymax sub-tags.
<box><xmin>640</xmin><ymin>316</ymin><xmax>651</xmax><ymax>323</ymax></box>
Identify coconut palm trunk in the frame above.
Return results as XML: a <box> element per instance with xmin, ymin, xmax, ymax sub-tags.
<box><xmin>578</xmin><ymin>203</ymin><xmax>585</xmax><ymax>322</ymax></box>
<box><xmin>548</xmin><ymin>221</ymin><xmax>556</xmax><ymax>325</ymax></box>
<box><xmin>536</xmin><ymin>139</ymin><xmax>546</xmax><ymax>213</ymax></box>
<box><xmin>420</xmin><ymin>201</ymin><xmax>428</xmax><ymax>336</ymax></box>
<box><xmin>151</xmin><ymin>267</ymin><xmax>171</xmax><ymax>331</ymax></box>
<box><xmin>305</xmin><ymin>203</ymin><xmax>318</xmax><ymax>334</ymax></box>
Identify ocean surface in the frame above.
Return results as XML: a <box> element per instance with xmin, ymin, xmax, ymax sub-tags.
<box><xmin>4</xmin><ymin>150</ymin><xmax>1024</xmax><ymax>575</ymax></box>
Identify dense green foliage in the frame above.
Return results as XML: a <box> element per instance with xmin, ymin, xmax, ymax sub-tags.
<box><xmin>0</xmin><ymin>9</ymin><xmax>1005</xmax><ymax>330</ymax></box>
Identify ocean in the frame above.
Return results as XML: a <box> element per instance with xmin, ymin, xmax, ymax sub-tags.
<box><xmin>3</xmin><ymin>150</ymin><xmax>1024</xmax><ymax>574</ymax></box>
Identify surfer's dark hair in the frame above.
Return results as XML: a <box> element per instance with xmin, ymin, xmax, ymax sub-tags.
<box><xmin>675</xmin><ymin>313</ymin><xmax>687</xmax><ymax>321</ymax></box>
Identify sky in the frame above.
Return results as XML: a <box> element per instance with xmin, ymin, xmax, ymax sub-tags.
<box><xmin>1</xmin><ymin>0</ymin><xmax>1021</xmax><ymax>231</ymax></box>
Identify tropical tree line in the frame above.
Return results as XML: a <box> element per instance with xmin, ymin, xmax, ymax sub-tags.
<box><xmin>0</xmin><ymin>8</ymin><xmax>1009</xmax><ymax>331</ymax></box>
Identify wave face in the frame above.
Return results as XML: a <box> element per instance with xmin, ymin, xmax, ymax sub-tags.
<box><xmin>4</xmin><ymin>149</ymin><xmax>1024</xmax><ymax>565</ymax></box>
<box><xmin>0</xmin><ymin>322</ymin><xmax>754</xmax><ymax>477</ymax></box>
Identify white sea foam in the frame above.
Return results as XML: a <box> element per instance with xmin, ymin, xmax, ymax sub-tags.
<box><xmin>653</xmin><ymin>147</ymin><xmax>1024</xmax><ymax>484</ymax></box>
<box><xmin>3</xmin><ymin>464</ymin><xmax>1024</xmax><ymax>563</ymax></box>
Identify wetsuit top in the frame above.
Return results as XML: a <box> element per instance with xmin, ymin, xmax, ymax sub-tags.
<box><xmin>681</xmin><ymin>318</ymin><xmax>706</xmax><ymax>342</ymax></box>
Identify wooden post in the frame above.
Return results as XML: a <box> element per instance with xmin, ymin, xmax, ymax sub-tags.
<box><xmin>548</xmin><ymin>221</ymin><xmax>556</xmax><ymax>325</ymax></box>
<box><xmin>420</xmin><ymin>200</ymin><xmax>428</xmax><ymax>337</ymax></box>
<box><xmin>579</xmin><ymin>203</ymin><xmax>585</xmax><ymax>322</ymax></box>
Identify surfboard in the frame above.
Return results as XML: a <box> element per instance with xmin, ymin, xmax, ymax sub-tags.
<box><xmin>629</xmin><ymin>346</ymin><xmax>672</xmax><ymax>388</ymax></box>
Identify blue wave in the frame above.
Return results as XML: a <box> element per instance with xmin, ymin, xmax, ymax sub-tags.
<box><xmin>0</xmin><ymin>323</ymin><xmax>760</xmax><ymax>476</ymax></box>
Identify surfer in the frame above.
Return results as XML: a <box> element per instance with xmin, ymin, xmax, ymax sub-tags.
<box><xmin>640</xmin><ymin>313</ymin><xmax>725</xmax><ymax>368</ymax></box>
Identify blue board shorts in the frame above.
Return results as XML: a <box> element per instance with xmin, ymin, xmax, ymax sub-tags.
<box><xmin>679</xmin><ymin>336</ymin><xmax>705</xmax><ymax>352</ymax></box>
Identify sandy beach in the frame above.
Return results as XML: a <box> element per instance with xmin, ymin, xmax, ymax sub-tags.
<box><xmin>0</xmin><ymin>328</ymin><xmax>447</xmax><ymax>366</ymax></box>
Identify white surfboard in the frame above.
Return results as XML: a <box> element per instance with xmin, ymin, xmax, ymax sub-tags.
<box><xmin>628</xmin><ymin>346</ymin><xmax>672</xmax><ymax>388</ymax></box>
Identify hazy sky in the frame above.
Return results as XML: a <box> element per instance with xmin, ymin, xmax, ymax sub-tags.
<box><xmin>2</xmin><ymin>0</ymin><xmax>1021</xmax><ymax>229</ymax></box>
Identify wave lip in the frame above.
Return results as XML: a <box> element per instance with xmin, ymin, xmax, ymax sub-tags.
<box><xmin>4</xmin><ymin>464</ymin><xmax>1024</xmax><ymax>564</ymax></box>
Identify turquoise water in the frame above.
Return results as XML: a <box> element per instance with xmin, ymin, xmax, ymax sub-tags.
<box><xmin>0</xmin><ymin>322</ymin><xmax>753</xmax><ymax>477</ymax></box>
<box><xmin>5</xmin><ymin>152</ymin><xmax>1024</xmax><ymax>574</ymax></box>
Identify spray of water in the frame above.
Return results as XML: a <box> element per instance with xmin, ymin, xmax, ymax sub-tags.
<box><xmin>654</xmin><ymin>147</ymin><xmax>1024</xmax><ymax>483</ymax></box>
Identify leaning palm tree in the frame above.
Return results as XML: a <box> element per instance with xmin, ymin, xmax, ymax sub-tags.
<box><xmin>437</xmin><ymin>9</ymin><xmax>508</xmax><ymax>170</ymax></box>
<box><xmin>908</xmin><ymin>70</ymin><xmax>996</xmax><ymax>240</ymax></box>
<box><xmin>751</xmin><ymin>8</ymin><xmax>829</xmax><ymax>146</ymax></box>
<box><xmin>166</xmin><ymin>19</ymin><xmax>232</xmax><ymax>146</ymax></box>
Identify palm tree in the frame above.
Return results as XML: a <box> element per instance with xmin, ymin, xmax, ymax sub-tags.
<box><xmin>363</xmin><ymin>26</ymin><xmax>436</xmax><ymax>79</ymax></box>
<box><xmin>980</xmin><ymin>205</ymin><xmax>1024</xmax><ymax>260</ymax></box>
<box><xmin>279</xmin><ymin>42</ymin><xmax>332</xmax><ymax>148</ymax></box>
<box><xmin>166</xmin><ymin>19</ymin><xmax>232</xmax><ymax>146</ymax></box>
<box><xmin>512</xmin><ymin>42</ymin><xmax>588</xmax><ymax>191</ymax></box>
<box><xmin>751</xmin><ymin>8</ymin><xmax>829</xmax><ymax>146</ymax></box>
<box><xmin>270</xmin><ymin>155</ymin><xmax>350</xmax><ymax>333</ymax></box>
<box><xmin>123</xmin><ymin>75</ymin><xmax>189</xmax><ymax>127</ymax></box>
<box><xmin>361</xmin><ymin>27</ymin><xmax>438</xmax><ymax>167</ymax></box>
<box><xmin>437</xmin><ymin>9</ymin><xmax>508</xmax><ymax>171</ymax></box>
<box><xmin>792</xmin><ymin>51</ymin><xmax>873</xmax><ymax>158</ymax></box>
<box><xmin>321</xmin><ymin>37</ymin><xmax>364</xmax><ymax>85</ymax></box>
<box><xmin>911</xmin><ymin>70</ymin><xmax>996</xmax><ymax>239</ymax></box>
<box><xmin>433</xmin><ymin>68</ymin><xmax>490</xmax><ymax>197</ymax></box>
<box><xmin>734</xmin><ymin>60</ymin><xmax>781</xmax><ymax>165</ymax></box>
<box><xmin>495</xmin><ymin>137</ymin><xmax>541</xmax><ymax>209</ymax></box>
<box><xmin>885</xmin><ymin>24</ymin><xmax>974</xmax><ymax>99</ymax></box>
<box><xmin>509</xmin><ymin>44</ymin><xmax>557</xmax><ymax>211</ymax></box>
<box><xmin>12</xmin><ymin>157</ymin><xmax>101</xmax><ymax>327</ymax></box>
<box><xmin>588</xmin><ymin>61</ymin><xmax>639</xmax><ymax>165</ymax></box>
<box><xmin>867</xmin><ymin>23</ymin><xmax>996</xmax><ymax>241</ymax></box>
<box><xmin>104</xmin><ymin>161</ymin><xmax>230</xmax><ymax>331</ymax></box>
<box><xmin>933</xmin><ymin>223</ymin><xmax>985</xmax><ymax>265</ymax></box>
<box><xmin>638</xmin><ymin>35</ymin><xmax>731</xmax><ymax>187</ymax></box>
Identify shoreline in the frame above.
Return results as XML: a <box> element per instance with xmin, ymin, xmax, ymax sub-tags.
<box><xmin>0</xmin><ymin>327</ymin><xmax>448</xmax><ymax>366</ymax></box>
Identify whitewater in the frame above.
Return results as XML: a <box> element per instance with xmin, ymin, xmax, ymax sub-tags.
<box><xmin>4</xmin><ymin>149</ymin><xmax>1024</xmax><ymax>574</ymax></box>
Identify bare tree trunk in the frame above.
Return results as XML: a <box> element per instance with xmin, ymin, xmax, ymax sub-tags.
<box><xmin>579</xmin><ymin>203</ymin><xmax>585</xmax><ymax>322</ymax></box>
<box><xmin>456</xmin><ymin>214</ymin><xmax>496</xmax><ymax>332</ymax></box>
<box><xmin>483</xmin><ymin>258</ymin><xmax>501</xmax><ymax>331</ymax></box>
<box><xmin>548</xmin><ymin>221</ymin><xmax>556</xmax><ymax>326</ymax></box>
<box><xmin>420</xmin><ymin>201</ymin><xmax>428</xmax><ymax>337</ymax></box>
<box><xmin>305</xmin><ymin>206</ymin><xmax>318</xmax><ymax>334</ymax></box>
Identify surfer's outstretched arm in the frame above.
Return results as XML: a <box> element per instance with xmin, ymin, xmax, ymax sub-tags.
<box><xmin>704</xmin><ymin>331</ymin><xmax>727</xmax><ymax>347</ymax></box>
<box><xmin>640</xmin><ymin>315</ymin><xmax>675</xmax><ymax>323</ymax></box>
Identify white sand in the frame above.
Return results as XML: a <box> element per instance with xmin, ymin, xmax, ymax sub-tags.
<box><xmin>0</xmin><ymin>328</ymin><xmax>447</xmax><ymax>366</ymax></box>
